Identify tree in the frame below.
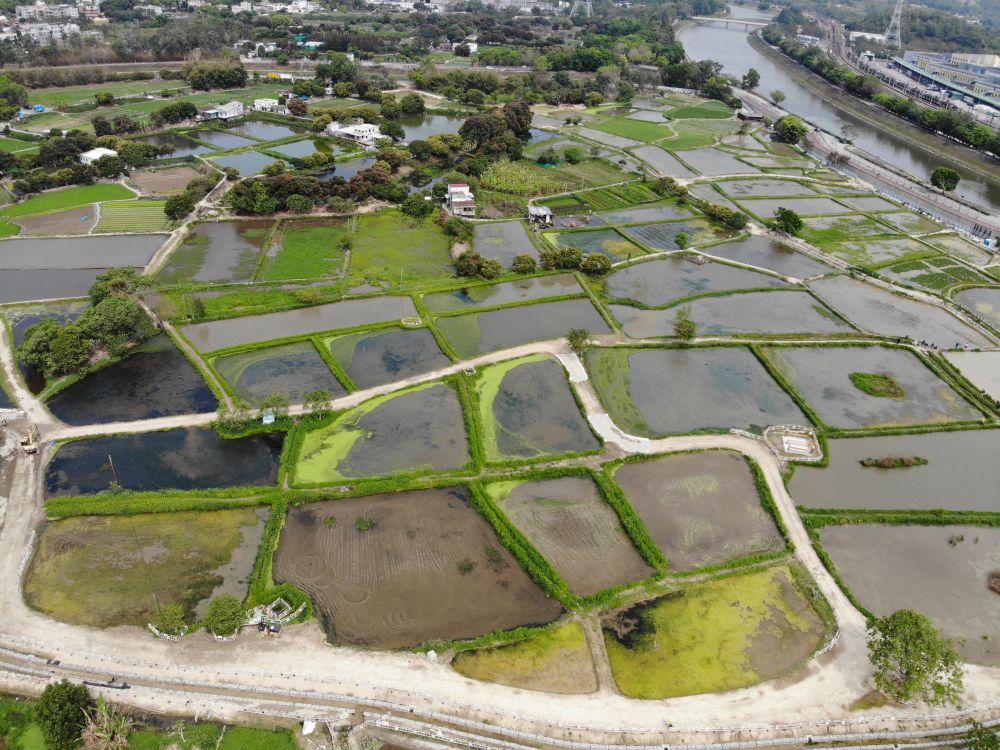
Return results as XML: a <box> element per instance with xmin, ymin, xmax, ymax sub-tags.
<box><xmin>78</xmin><ymin>297</ymin><xmax>154</xmax><ymax>353</ymax></box>
<box><xmin>47</xmin><ymin>326</ymin><xmax>90</xmax><ymax>376</ymax></box>
<box><xmin>284</xmin><ymin>194</ymin><xmax>314</xmax><ymax>212</ymax></box>
<box><xmin>89</xmin><ymin>267</ymin><xmax>143</xmax><ymax>304</ymax></box>
<box><xmin>867</xmin><ymin>609</ymin><xmax>963</xmax><ymax>705</ymax></box>
<box><xmin>304</xmin><ymin>389</ymin><xmax>333</xmax><ymax>416</ymax></box>
<box><xmin>964</xmin><ymin>722</ymin><xmax>999</xmax><ymax>750</ymax></box>
<box><xmin>225</xmin><ymin>180</ymin><xmax>277</xmax><ymax>215</ymax></box>
<box><xmin>539</xmin><ymin>246</ymin><xmax>582</xmax><ymax>270</ymax></box>
<box><xmin>287</xmin><ymin>97</ymin><xmax>307</xmax><ymax>116</ymax></box>
<box><xmin>742</xmin><ymin>68</ymin><xmax>760</xmax><ymax>90</ymax></box>
<box><xmin>566</xmin><ymin>328</ymin><xmax>590</xmax><ymax>356</ymax></box>
<box><xmin>400</xmin><ymin>93</ymin><xmax>425</xmax><ymax>116</ymax></box>
<box><xmin>380</xmin><ymin>95</ymin><xmax>401</xmax><ymax>120</ymax></box>
<box><xmin>35</xmin><ymin>680</ymin><xmax>93</xmax><ymax>750</ymax></box>
<box><xmin>401</xmin><ymin>193</ymin><xmax>434</xmax><ymax>217</ymax></box>
<box><xmin>154</xmin><ymin>604</ymin><xmax>187</xmax><ymax>637</ymax></box>
<box><xmin>202</xmin><ymin>594</ymin><xmax>245</xmax><ymax>637</ymax></box>
<box><xmin>773</xmin><ymin>114</ymin><xmax>807</xmax><ymax>144</ymax></box>
<box><xmin>382</xmin><ymin>121</ymin><xmax>405</xmax><ymax>141</ymax></box>
<box><xmin>674</xmin><ymin>306</ymin><xmax>697</xmax><ymax>342</ymax></box>
<box><xmin>455</xmin><ymin>249</ymin><xmax>485</xmax><ymax>277</ymax></box>
<box><xmin>580</xmin><ymin>252</ymin><xmax>612</xmax><ymax>276</ymax></box>
<box><xmin>512</xmin><ymin>254</ymin><xmax>537</xmax><ymax>274</ymax></box>
<box><xmin>930</xmin><ymin>166</ymin><xmax>961</xmax><ymax>192</ymax></box>
<box><xmin>675</xmin><ymin>231</ymin><xmax>690</xmax><ymax>249</ymax></box>
<box><xmin>770</xmin><ymin>89</ymin><xmax>786</xmax><ymax>105</ymax></box>
<box><xmin>773</xmin><ymin>207</ymin><xmax>804</xmax><ymax>235</ymax></box>
<box><xmin>563</xmin><ymin>146</ymin><xmax>585</xmax><ymax>164</ymax></box>
<box><xmin>16</xmin><ymin>318</ymin><xmax>62</xmax><ymax>372</ymax></box>
<box><xmin>94</xmin><ymin>91</ymin><xmax>115</xmax><ymax>106</ymax></box>
<box><xmin>81</xmin><ymin>697</ymin><xmax>133</xmax><ymax>750</ymax></box>
<box><xmin>479</xmin><ymin>258</ymin><xmax>503</xmax><ymax>280</ymax></box>
<box><xmin>164</xmin><ymin>194</ymin><xmax>194</xmax><ymax>220</ymax></box>
<box><xmin>259</xmin><ymin>392</ymin><xmax>289</xmax><ymax>420</ymax></box>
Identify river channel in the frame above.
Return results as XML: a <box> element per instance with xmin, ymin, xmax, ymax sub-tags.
<box><xmin>678</xmin><ymin>5</ymin><xmax>1000</xmax><ymax>210</ymax></box>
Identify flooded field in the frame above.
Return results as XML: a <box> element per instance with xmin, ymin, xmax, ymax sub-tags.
<box><xmin>630</xmin><ymin>146</ymin><xmax>696</xmax><ymax>178</ymax></box>
<box><xmin>473</xmin><ymin>221</ymin><xmax>539</xmax><ymax>265</ymax></box>
<box><xmin>0</xmin><ymin>235</ymin><xmax>164</xmax><ymax>270</ymax></box>
<box><xmin>186</xmin><ymin>129</ymin><xmax>256</xmax><ymax>149</ymax></box>
<box><xmin>763</xmin><ymin>346</ymin><xmax>982</xmax><ymax>429</ymax></box>
<box><xmin>424</xmin><ymin>274</ymin><xmax>581</xmax><ymax>312</ymax></box>
<box><xmin>142</xmin><ymin>132</ymin><xmax>214</xmax><ymax>157</ymax></box>
<box><xmin>182</xmin><ymin>296</ymin><xmax>417</xmax><ymax>351</ymax></box>
<box><xmin>47</xmin><ymin>334</ymin><xmax>217</xmax><ymax>425</ymax></box>
<box><xmin>399</xmin><ymin>113</ymin><xmax>463</xmax><ymax>141</ymax></box>
<box><xmin>211</xmin><ymin>151</ymin><xmax>278</xmax><ymax>176</ymax></box>
<box><xmin>704</xmin><ymin>236</ymin><xmax>832</xmax><ymax>278</ymax></box>
<box><xmin>490</xmin><ymin>477</ymin><xmax>652</xmax><ymax>595</ymax></box>
<box><xmin>789</xmin><ymin>430</ymin><xmax>1000</xmax><ymax>511</ymax></box>
<box><xmin>605</xmin><ymin>256</ymin><xmax>788</xmax><ymax>307</ymax></box>
<box><xmin>821</xmin><ymin>524</ymin><xmax>1000</xmax><ymax>664</ymax></box>
<box><xmin>271</xmin><ymin>138</ymin><xmax>337</xmax><ymax>160</ymax></box>
<box><xmin>327</xmin><ymin>327</ymin><xmax>448</xmax><ymax>389</ymax></box>
<box><xmin>945</xmin><ymin>351</ymin><xmax>1000</xmax><ymax>400</ymax></box>
<box><xmin>479</xmin><ymin>356</ymin><xmax>598</xmax><ymax>460</ymax></box>
<box><xmin>294</xmin><ymin>383</ymin><xmax>469</xmax><ymax>483</ymax></box>
<box><xmin>159</xmin><ymin>221</ymin><xmax>272</xmax><ymax>284</ymax></box>
<box><xmin>622</xmin><ymin>219</ymin><xmax>729</xmax><ymax>250</ymax></box>
<box><xmin>46</xmin><ymin>428</ymin><xmax>283</xmax><ymax>496</ymax></box>
<box><xmin>840</xmin><ymin>195</ymin><xmax>899</xmax><ymax>212</ymax></box>
<box><xmin>613</xmin><ymin>452</ymin><xmax>784</xmax><ymax>570</ymax></box>
<box><xmin>587</xmin><ymin>347</ymin><xmax>806</xmax><ymax>436</ymax></box>
<box><xmin>738</xmin><ymin>197</ymin><xmax>851</xmax><ymax>218</ymax></box>
<box><xmin>0</xmin><ymin>268</ymin><xmax>114</xmax><ymax>304</ymax></box>
<box><xmin>273</xmin><ymin>487</ymin><xmax>561</xmax><ymax>647</ymax></box>
<box><xmin>546</xmin><ymin>228</ymin><xmax>645</xmax><ymax>261</ymax></box>
<box><xmin>809</xmin><ymin>275</ymin><xmax>990</xmax><ymax>347</ymax></box>
<box><xmin>955</xmin><ymin>287</ymin><xmax>1000</xmax><ymax>330</ymax></box>
<box><xmin>719</xmin><ymin>179</ymin><xmax>817</xmax><ymax>197</ymax></box>
<box><xmin>214</xmin><ymin>341</ymin><xmax>345</xmax><ymax>403</ymax></box>
<box><xmin>435</xmin><ymin>298</ymin><xmax>611</xmax><ymax>359</ymax></box>
<box><xmin>25</xmin><ymin>508</ymin><xmax>266</xmax><ymax>628</ymax></box>
<box><xmin>596</xmin><ymin>204</ymin><xmax>694</xmax><ymax>224</ymax></box>
<box><xmin>228</xmin><ymin>121</ymin><xmax>304</xmax><ymax>141</ymax></box>
<box><xmin>611</xmin><ymin>291</ymin><xmax>852</xmax><ymax>337</ymax></box>
<box><xmin>677</xmin><ymin>148</ymin><xmax>757</xmax><ymax>176</ymax></box>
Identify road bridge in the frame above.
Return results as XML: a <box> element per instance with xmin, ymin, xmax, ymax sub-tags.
<box><xmin>690</xmin><ymin>16</ymin><xmax>767</xmax><ymax>29</ymax></box>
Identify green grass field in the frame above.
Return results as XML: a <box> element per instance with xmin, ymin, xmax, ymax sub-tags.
<box><xmin>592</xmin><ymin>117</ymin><xmax>674</xmax><ymax>143</ymax></box>
<box><xmin>0</xmin><ymin>136</ymin><xmax>38</xmax><ymax>154</ymax></box>
<box><xmin>0</xmin><ymin>221</ymin><xmax>19</xmax><ymax>237</ymax></box>
<box><xmin>348</xmin><ymin>211</ymin><xmax>453</xmax><ymax>287</ymax></box>
<box><xmin>28</xmin><ymin>80</ymin><xmax>188</xmax><ymax>108</ymax></box>
<box><xmin>260</xmin><ymin>221</ymin><xmax>349</xmax><ymax>281</ymax></box>
<box><xmin>667</xmin><ymin>101</ymin><xmax>734</xmax><ymax>120</ymax></box>
<box><xmin>95</xmin><ymin>199</ymin><xmax>170</xmax><ymax>232</ymax></box>
<box><xmin>0</xmin><ymin>183</ymin><xmax>135</xmax><ymax>218</ymax></box>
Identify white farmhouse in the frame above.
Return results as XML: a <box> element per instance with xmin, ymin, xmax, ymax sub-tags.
<box><xmin>197</xmin><ymin>100</ymin><xmax>245</xmax><ymax>122</ymax></box>
<box><xmin>446</xmin><ymin>183</ymin><xmax>476</xmax><ymax>217</ymax></box>
<box><xmin>324</xmin><ymin>119</ymin><xmax>387</xmax><ymax>148</ymax></box>
<box><xmin>80</xmin><ymin>146</ymin><xmax>118</xmax><ymax>165</ymax></box>
<box><xmin>253</xmin><ymin>98</ymin><xmax>290</xmax><ymax>115</ymax></box>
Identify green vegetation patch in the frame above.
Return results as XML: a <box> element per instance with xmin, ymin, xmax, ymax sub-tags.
<box><xmin>128</xmin><ymin>723</ymin><xmax>299</xmax><ymax>750</ymax></box>
<box><xmin>849</xmin><ymin>372</ymin><xmax>906</xmax><ymax>399</ymax></box>
<box><xmin>259</xmin><ymin>220</ymin><xmax>348</xmax><ymax>281</ymax></box>
<box><xmin>592</xmin><ymin>116</ymin><xmax>674</xmax><ymax>143</ymax></box>
<box><xmin>451</xmin><ymin>621</ymin><xmax>598</xmax><ymax>693</ymax></box>
<box><xmin>604</xmin><ymin>565</ymin><xmax>826</xmax><ymax>698</ymax></box>
<box><xmin>0</xmin><ymin>183</ymin><xmax>136</xmax><ymax>218</ymax></box>
<box><xmin>95</xmin><ymin>200</ymin><xmax>170</xmax><ymax>233</ymax></box>
<box><xmin>583</xmin><ymin>347</ymin><xmax>650</xmax><ymax>437</ymax></box>
<box><xmin>667</xmin><ymin>101</ymin><xmax>733</xmax><ymax>119</ymax></box>
<box><xmin>579</xmin><ymin>182</ymin><xmax>662</xmax><ymax>210</ymax></box>
<box><xmin>348</xmin><ymin>211</ymin><xmax>453</xmax><ymax>287</ymax></box>
<box><xmin>0</xmin><ymin>221</ymin><xmax>19</xmax><ymax>237</ymax></box>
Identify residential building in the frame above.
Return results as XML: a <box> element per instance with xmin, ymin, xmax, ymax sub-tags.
<box><xmin>80</xmin><ymin>146</ymin><xmax>117</xmax><ymax>164</ymax></box>
<box><xmin>795</xmin><ymin>33</ymin><xmax>820</xmax><ymax>46</ymax></box>
<box><xmin>253</xmin><ymin>98</ymin><xmax>290</xmax><ymax>115</ymax></box>
<box><xmin>19</xmin><ymin>22</ymin><xmax>80</xmax><ymax>44</ymax></box>
<box><xmin>445</xmin><ymin>183</ymin><xmax>476</xmax><ymax>217</ymax></box>
<box><xmin>16</xmin><ymin>1</ymin><xmax>79</xmax><ymax>20</ymax></box>
<box><xmin>135</xmin><ymin>4</ymin><xmax>162</xmax><ymax>14</ymax></box>
<box><xmin>325</xmin><ymin>118</ymin><xmax>387</xmax><ymax>147</ymax></box>
<box><xmin>197</xmin><ymin>100</ymin><xmax>245</xmax><ymax>121</ymax></box>
<box><xmin>76</xmin><ymin>0</ymin><xmax>103</xmax><ymax>20</ymax></box>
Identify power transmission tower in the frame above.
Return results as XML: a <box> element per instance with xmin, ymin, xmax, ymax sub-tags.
<box><xmin>884</xmin><ymin>0</ymin><xmax>904</xmax><ymax>49</ymax></box>
<box><xmin>569</xmin><ymin>0</ymin><xmax>592</xmax><ymax>17</ymax></box>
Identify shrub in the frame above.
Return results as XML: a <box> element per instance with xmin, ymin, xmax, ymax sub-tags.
<box><xmin>539</xmin><ymin>245</ymin><xmax>582</xmax><ymax>270</ymax></box>
<box><xmin>284</xmin><ymin>194</ymin><xmax>314</xmax><ymax>213</ymax></box>
<box><xmin>202</xmin><ymin>594</ymin><xmax>244</xmax><ymax>636</ymax></box>
<box><xmin>580</xmin><ymin>252</ymin><xmax>611</xmax><ymax>275</ymax></box>
<box><xmin>164</xmin><ymin>193</ymin><xmax>194</xmax><ymax>220</ymax></box>
<box><xmin>512</xmin><ymin>254</ymin><xmax>537</xmax><ymax>273</ymax></box>
<box><xmin>849</xmin><ymin>372</ymin><xmax>905</xmax><ymax>399</ymax></box>
<box><xmin>35</xmin><ymin>681</ymin><xmax>93</xmax><ymax>750</ymax></box>
<box><xmin>155</xmin><ymin>603</ymin><xmax>187</xmax><ymax>636</ymax></box>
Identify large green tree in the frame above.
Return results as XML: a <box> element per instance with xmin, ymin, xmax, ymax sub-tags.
<box><xmin>35</xmin><ymin>680</ymin><xmax>93</xmax><ymax>750</ymax></box>
<box><xmin>773</xmin><ymin>207</ymin><xmax>804</xmax><ymax>235</ymax></box>
<box><xmin>773</xmin><ymin>114</ymin><xmax>808</xmax><ymax>144</ymax></box>
<box><xmin>930</xmin><ymin>166</ymin><xmax>961</xmax><ymax>192</ymax></box>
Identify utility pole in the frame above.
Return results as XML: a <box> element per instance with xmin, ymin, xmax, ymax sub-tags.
<box><xmin>884</xmin><ymin>0</ymin><xmax>904</xmax><ymax>49</ymax></box>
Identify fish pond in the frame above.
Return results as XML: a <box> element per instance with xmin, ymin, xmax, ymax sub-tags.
<box><xmin>158</xmin><ymin>221</ymin><xmax>272</xmax><ymax>284</ymax></box>
<box><xmin>211</xmin><ymin>151</ymin><xmax>280</xmax><ymax>176</ymax></box>
<box><xmin>789</xmin><ymin>430</ymin><xmax>1000</xmax><ymax>511</ymax></box>
<box><xmin>0</xmin><ymin>235</ymin><xmax>165</xmax><ymax>270</ymax></box>
<box><xmin>0</xmin><ymin>268</ymin><xmax>116</xmax><ymax>304</ymax></box>
<box><xmin>585</xmin><ymin>347</ymin><xmax>806</xmax><ymax>437</ymax></box>
<box><xmin>269</xmin><ymin>138</ymin><xmax>339</xmax><ymax>160</ymax></box>
<box><xmin>820</xmin><ymin>524</ymin><xmax>1000</xmax><ymax>664</ymax></box>
<box><xmin>422</xmin><ymin>273</ymin><xmax>581</xmax><ymax>312</ymax></box>
<box><xmin>273</xmin><ymin>487</ymin><xmax>562</xmax><ymax>648</ymax></box>
<box><xmin>185</xmin><ymin>129</ymin><xmax>257</xmax><ymax>149</ymax></box>
<box><xmin>613</xmin><ymin>451</ymin><xmax>784</xmax><ymax>570</ymax></box>
<box><xmin>955</xmin><ymin>287</ymin><xmax>1000</xmax><ymax>331</ymax></box>
<box><xmin>473</xmin><ymin>221</ymin><xmax>539</xmax><ymax>266</ymax></box>
<box><xmin>293</xmin><ymin>382</ymin><xmax>469</xmax><ymax>483</ymax></box>
<box><xmin>8</xmin><ymin>302</ymin><xmax>87</xmax><ymax>393</ymax></box>
<box><xmin>213</xmin><ymin>340</ymin><xmax>345</xmax><ymax>404</ymax></box>
<box><xmin>762</xmin><ymin>346</ymin><xmax>983</xmax><ymax>429</ymax></box>
<box><xmin>605</xmin><ymin>256</ymin><xmax>788</xmax><ymax>307</ymax></box>
<box><xmin>142</xmin><ymin>132</ymin><xmax>215</xmax><ymax>158</ymax></box>
<box><xmin>477</xmin><ymin>356</ymin><xmax>599</xmax><ymax>461</ymax></box>
<box><xmin>398</xmin><ymin>113</ymin><xmax>464</xmax><ymax>141</ymax></box>
<box><xmin>704</xmin><ymin>236</ymin><xmax>832</xmax><ymax>279</ymax></box>
<box><xmin>489</xmin><ymin>476</ymin><xmax>652</xmax><ymax>595</ymax></box>
<box><xmin>47</xmin><ymin>334</ymin><xmax>217</xmax><ymax>425</ymax></box>
<box><xmin>326</xmin><ymin>327</ymin><xmax>449</xmax><ymax>389</ymax></box>
<box><xmin>227</xmin><ymin>121</ymin><xmax>304</xmax><ymax>141</ymax></box>
<box><xmin>435</xmin><ymin>298</ymin><xmax>611</xmax><ymax>359</ymax></box>
<box><xmin>46</xmin><ymin>428</ymin><xmax>283</xmax><ymax>496</ymax></box>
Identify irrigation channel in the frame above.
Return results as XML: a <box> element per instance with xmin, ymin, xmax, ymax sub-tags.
<box><xmin>678</xmin><ymin>5</ymin><xmax>1000</xmax><ymax>212</ymax></box>
<box><xmin>1</xmin><ymin>330</ymin><xmax>999</xmax><ymax>747</ymax></box>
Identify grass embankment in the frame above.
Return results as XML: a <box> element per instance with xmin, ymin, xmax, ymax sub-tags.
<box><xmin>0</xmin><ymin>183</ymin><xmax>135</xmax><ymax>218</ymax></box>
<box><xmin>849</xmin><ymin>371</ymin><xmax>906</xmax><ymax>398</ymax></box>
<box><xmin>583</xmin><ymin>347</ymin><xmax>652</xmax><ymax>437</ymax></box>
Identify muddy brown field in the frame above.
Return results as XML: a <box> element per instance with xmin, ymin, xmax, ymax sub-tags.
<box><xmin>16</xmin><ymin>206</ymin><xmax>97</xmax><ymax>235</ymax></box>
<box><xmin>613</xmin><ymin>451</ymin><xmax>784</xmax><ymax>571</ymax></box>
<box><xmin>274</xmin><ymin>487</ymin><xmax>563</xmax><ymax>648</ymax></box>
<box><xmin>130</xmin><ymin>166</ymin><xmax>202</xmax><ymax>195</ymax></box>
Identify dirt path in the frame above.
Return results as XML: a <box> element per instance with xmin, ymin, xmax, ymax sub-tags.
<box><xmin>0</xmin><ymin>326</ymin><xmax>56</xmax><ymax>428</ymax></box>
<box><xmin>579</xmin><ymin>616</ymin><xmax>618</xmax><ymax>694</ymax></box>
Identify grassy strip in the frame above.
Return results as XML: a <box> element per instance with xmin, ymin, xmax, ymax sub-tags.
<box><xmin>245</xmin><ymin>495</ymin><xmax>313</xmax><ymax>621</ymax></box>
<box><xmin>749</xmin><ymin>343</ymin><xmax>823</xmax><ymax>429</ymax></box>
<box><xmin>414</xmin><ymin>295</ymin><xmax>460</xmax><ymax>361</ymax></box>
<box><xmin>454</xmin><ymin>372</ymin><xmax>486</xmax><ymax>471</ymax></box>
<box><xmin>45</xmin><ymin>487</ymin><xmax>277</xmax><ymax>518</ymax></box>
<box><xmin>309</xmin><ymin>334</ymin><xmax>357</xmax><ymax>392</ymax></box>
<box><xmin>419</xmin><ymin>619</ymin><xmax>563</xmax><ymax>655</ymax></box>
<box><xmin>163</xmin><ymin>325</ymin><xmax>231</xmax><ymax>405</ymax></box>
<box><xmin>592</xmin><ymin>467</ymin><xmax>669</xmax><ymax>572</ymax></box>
<box><xmin>427</xmin><ymin>292</ymin><xmax>590</xmax><ymax>319</ymax></box>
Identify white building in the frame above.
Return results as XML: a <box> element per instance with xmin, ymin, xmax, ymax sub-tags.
<box><xmin>135</xmin><ymin>3</ymin><xmax>162</xmax><ymax>14</ymax></box>
<box><xmin>253</xmin><ymin>98</ymin><xmax>290</xmax><ymax>115</ymax></box>
<box><xmin>324</xmin><ymin>119</ymin><xmax>387</xmax><ymax>147</ymax></box>
<box><xmin>197</xmin><ymin>100</ymin><xmax>245</xmax><ymax>121</ymax></box>
<box><xmin>19</xmin><ymin>21</ymin><xmax>80</xmax><ymax>44</ymax></box>
<box><xmin>446</xmin><ymin>183</ymin><xmax>475</xmax><ymax>217</ymax></box>
<box><xmin>16</xmin><ymin>1</ymin><xmax>78</xmax><ymax>20</ymax></box>
<box><xmin>80</xmin><ymin>146</ymin><xmax>117</xmax><ymax>165</ymax></box>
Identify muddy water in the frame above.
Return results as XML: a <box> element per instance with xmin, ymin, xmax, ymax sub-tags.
<box><xmin>398</xmin><ymin>113</ymin><xmax>463</xmax><ymax>141</ymax></box>
<box><xmin>47</xmin><ymin>334</ymin><xmax>217</xmax><ymax>425</ymax></box>
<box><xmin>227</xmin><ymin>121</ymin><xmax>304</xmax><ymax>141</ymax></box>
<box><xmin>472</xmin><ymin>221</ymin><xmax>539</xmax><ymax>266</ymax></box>
<box><xmin>329</xmin><ymin>327</ymin><xmax>449</xmax><ymax>389</ymax></box>
<box><xmin>214</xmin><ymin>340</ymin><xmax>346</xmax><ymax>404</ymax></box>
<box><xmin>955</xmin><ymin>287</ymin><xmax>1000</xmax><ymax>331</ymax></box>
<box><xmin>0</xmin><ymin>235</ymin><xmax>165</xmax><ymax>270</ymax></box>
<box><xmin>789</xmin><ymin>429</ymin><xmax>1000</xmax><ymax>511</ymax></box>
<box><xmin>211</xmin><ymin>151</ymin><xmax>277</xmax><ymax>176</ymax></box>
<box><xmin>142</xmin><ymin>132</ymin><xmax>214</xmax><ymax>158</ymax></box>
<box><xmin>194</xmin><ymin>506</ymin><xmax>270</xmax><ymax>619</ymax></box>
<box><xmin>159</xmin><ymin>221</ymin><xmax>272</xmax><ymax>284</ymax></box>
<box><xmin>423</xmin><ymin>273</ymin><xmax>581</xmax><ymax>312</ymax></box>
<box><xmin>945</xmin><ymin>351</ymin><xmax>1000</xmax><ymax>401</ymax></box>
<box><xmin>46</xmin><ymin>428</ymin><xmax>283</xmax><ymax>496</ymax></box>
<box><xmin>821</xmin><ymin>524</ymin><xmax>1000</xmax><ymax>663</ymax></box>
<box><xmin>704</xmin><ymin>236</ymin><xmax>832</xmax><ymax>279</ymax></box>
<box><xmin>0</xmin><ymin>268</ymin><xmax>115</xmax><ymax>304</ymax></box>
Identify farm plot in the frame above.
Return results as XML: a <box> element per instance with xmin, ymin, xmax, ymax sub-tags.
<box><xmin>596</xmin><ymin>203</ymin><xmax>695</xmax><ymax>224</ymax></box>
<box><xmin>273</xmin><ymin>488</ymin><xmax>563</xmax><ymax>648</ymax></box>
<box><xmin>95</xmin><ymin>200</ymin><xmax>171</xmax><ymax>233</ymax></box>
<box><xmin>604</xmin><ymin>255</ymin><xmax>788</xmax><ymax>307</ymax></box>
<box><xmin>477</xmin><ymin>355</ymin><xmax>598</xmax><ymax>461</ymax></box>
<box><xmin>612</xmin><ymin>451</ymin><xmax>784</xmax><ymax>570</ymax></box>
<box><xmin>544</xmin><ymin>228</ymin><xmax>645</xmax><ymax>262</ymax></box>
<box><xmin>955</xmin><ymin>287</ymin><xmax>1000</xmax><ymax>330</ymax></box>
<box><xmin>25</xmin><ymin>508</ymin><xmax>266</xmax><ymax>628</ymax></box>
<box><xmin>879</xmin><ymin>211</ymin><xmax>942</xmax><ymax>235</ymax></box>
<box><xmin>473</xmin><ymin>221</ymin><xmax>539</xmax><ymax>266</ymax></box>
<box><xmin>0</xmin><ymin>183</ymin><xmax>135</xmax><ymax>218</ymax></box>
<box><xmin>14</xmin><ymin>206</ymin><xmax>96</xmax><ymax>235</ymax></box>
<box><xmin>631</xmin><ymin>146</ymin><xmax>697</xmax><ymax>178</ymax></box>
<box><xmin>181</xmin><ymin>296</ymin><xmax>416</xmax><ymax>352</ymax></box>
<box><xmin>826</xmin><ymin>237</ymin><xmax>937</xmax><ymax>266</ymax></box>
<box><xmin>603</xmin><ymin>565</ymin><xmax>827</xmax><ymax>698</ymax></box>
<box><xmin>737</xmin><ymin>197</ymin><xmax>852</xmax><ymax>218</ymax></box>
<box><xmin>293</xmin><ymin>382</ymin><xmax>469</xmax><ymax>483</ymax></box>
<box><xmin>0</xmin><ymin>234</ymin><xmax>164</xmax><ymax>270</ymax></box>
<box><xmin>159</xmin><ymin>221</ymin><xmax>272</xmax><ymax>284</ymax></box>
<box><xmin>435</xmin><ymin>298</ymin><xmax>611</xmax><ymax>359</ymax></box>
<box><xmin>130</xmin><ymin>166</ymin><xmax>202</xmax><ymax>195</ymax></box>
<box><xmin>718</xmin><ymin>178</ymin><xmax>818</xmax><ymax>198</ymax></box>
<box><xmin>423</xmin><ymin>273</ymin><xmax>582</xmax><ymax>312</ymax></box>
<box><xmin>931</xmin><ymin>234</ymin><xmax>996</xmax><ymax>266</ymax></box>
<box><xmin>838</xmin><ymin>195</ymin><xmax>899</xmax><ymax>212</ymax></box>
<box><xmin>0</xmin><ymin>136</ymin><xmax>39</xmax><ymax>153</ymax></box>
<box><xmin>667</xmin><ymin>101</ymin><xmax>733</xmax><ymax>119</ymax></box>
<box><xmin>762</xmin><ymin>346</ymin><xmax>982</xmax><ymax>430</ymax></box>
<box><xmin>258</xmin><ymin>219</ymin><xmax>348</xmax><ymax>281</ymax></box>
<box><xmin>327</xmin><ymin>327</ymin><xmax>450</xmax><ymax>389</ymax></box>
<box><xmin>45</xmin><ymin>428</ymin><xmax>283</xmax><ymax>497</ymax></box>
<box><xmin>675</xmin><ymin>148</ymin><xmax>757</xmax><ymax>176</ymax></box>
<box><xmin>213</xmin><ymin>341</ymin><xmax>345</xmax><ymax>404</ymax></box>
<box><xmin>808</xmin><ymin>275</ymin><xmax>990</xmax><ymax>347</ymax></box>
<box><xmin>590</xmin><ymin>117</ymin><xmax>673</xmax><ymax>144</ymax></box>
<box><xmin>789</xmin><ymin>430</ymin><xmax>1000</xmax><ymax>512</ymax></box>
<box><xmin>820</xmin><ymin>524</ymin><xmax>1000</xmax><ymax>664</ymax></box>
<box><xmin>578</xmin><ymin>183</ymin><xmax>662</xmax><ymax>211</ymax></box>
<box><xmin>490</xmin><ymin>476</ymin><xmax>651</xmax><ymax>594</ymax></box>
<box><xmin>349</xmin><ymin>212</ymin><xmax>453</xmax><ymax>287</ymax></box>
<box><xmin>718</xmin><ymin>134</ymin><xmax>769</xmax><ymax>151</ymax></box>
<box><xmin>585</xmin><ymin>346</ymin><xmax>806</xmax><ymax>437</ymax></box>
<box><xmin>452</xmin><ymin>622</ymin><xmax>597</xmax><ymax>693</ymax></box>
<box><xmin>621</xmin><ymin>218</ymin><xmax>730</xmax><ymax>250</ymax></box>
<box><xmin>610</xmin><ymin>291</ymin><xmax>852</xmax><ymax>338</ymax></box>
<box><xmin>799</xmin><ymin>215</ymin><xmax>894</xmax><ymax>250</ymax></box>
<box><xmin>882</xmin><ymin>255</ymin><xmax>988</xmax><ymax>293</ymax></box>
<box><xmin>705</xmin><ymin>236</ymin><xmax>832</xmax><ymax>278</ymax></box>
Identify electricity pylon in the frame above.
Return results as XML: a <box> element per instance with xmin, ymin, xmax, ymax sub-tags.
<box><xmin>884</xmin><ymin>0</ymin><xmax>904</xmax><ymax>49</ymax></box>
<box><xmin>569</xmin><ymin>0</ymin><xmax>592</xmax><ymax>17</ymax></box>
